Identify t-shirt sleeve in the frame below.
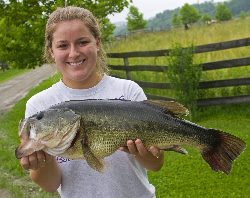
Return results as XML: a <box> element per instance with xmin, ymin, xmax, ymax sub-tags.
<box><xmin>125</xmin><ymin>81</ymin><xmax>147</xmax><ymax>101</ymax></box>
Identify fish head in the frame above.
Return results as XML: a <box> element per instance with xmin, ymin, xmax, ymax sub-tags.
<box><xmin>16</xmin><ymin>108</ymin><xmax>81</xmax><ymax>159</ymax></box>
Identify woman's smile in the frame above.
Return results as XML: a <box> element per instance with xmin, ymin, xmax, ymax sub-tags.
<box><xmin>66</xmin><ymin>59</ymin><xmax>85</xmax><ymax>67</ymax></box>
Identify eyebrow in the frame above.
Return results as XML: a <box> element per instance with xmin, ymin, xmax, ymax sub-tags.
<box><xmin>54</xmin><ymin>37</ymin><xmax>90</xmax><ymax>44</ymax></box>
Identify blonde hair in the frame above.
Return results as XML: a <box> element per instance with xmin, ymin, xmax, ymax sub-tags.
<box><xmin>44</xmin><ymin>6</ymin><xmax>108</xmax><ymax>74</ymax></box>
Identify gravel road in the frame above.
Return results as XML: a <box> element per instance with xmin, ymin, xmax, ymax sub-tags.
<box><xmin>0</xmin><ymin>64</ymin><xmax>55</xmax><ymax>115</ymax></box>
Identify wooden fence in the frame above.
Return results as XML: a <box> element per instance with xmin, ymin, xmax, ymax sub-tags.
<box><xmin>0</xmin><ymin>62</ymin><xmax>9</xmax><ymax>72</ymax></box>
<box><xmin>107</xmin><ymin>37</ymin><xmax>250</xmax><ymax>107</ymax></box>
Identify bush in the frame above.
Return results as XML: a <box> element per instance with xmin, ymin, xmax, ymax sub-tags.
<box><xmin>166</xmin><ymin>43</ymin><xmax>202</xmax><ymax>119</ymax></box>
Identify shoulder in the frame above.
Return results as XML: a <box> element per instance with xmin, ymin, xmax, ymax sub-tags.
<box><xmin>25</xmin><ymin>82</ymin><xmax>62</xmax><ymax>117</ymax></box>
<box><xmin>105</xmin><ymin>75</ymin><xmax>147</xmax><ymax>101</ymax></box>
<box><xmin>105</xmin><ymin>75</ymin><xmax>140</xmax><ymax>88</ymax></box>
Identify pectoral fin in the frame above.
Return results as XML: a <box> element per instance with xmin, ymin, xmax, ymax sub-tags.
<box><xmin>81</xmin><ymin>139</ymin><xmax>105</xmax><ymax>172</ymax></box>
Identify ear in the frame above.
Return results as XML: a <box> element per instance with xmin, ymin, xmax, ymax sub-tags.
<box><xmin>96</xmin><ymin>38</ymin><xmax>101</xmax><ymax>51</ymax></box>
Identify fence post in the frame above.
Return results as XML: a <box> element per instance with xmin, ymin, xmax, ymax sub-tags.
<box><xmin>123</xmin><ymin>57</ymin><xmax>131</xmax><ymax>80</ymax></box>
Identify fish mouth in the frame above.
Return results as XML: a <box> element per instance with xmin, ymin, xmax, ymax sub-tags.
<box><xmin>15</xmin><ymin>139</ymin><xmax>45</xmax><ymax>159</ymax></box>
<box><xmin>15</xmin><ymin>147</ymin><xmax>29</xmax><ymax>159</ymax></box>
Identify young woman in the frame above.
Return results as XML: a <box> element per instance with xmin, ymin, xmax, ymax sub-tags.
<box><xmin>19</xmin><ymin>6</ymin><xmax>164</xmax><ymax>198</ymax></box>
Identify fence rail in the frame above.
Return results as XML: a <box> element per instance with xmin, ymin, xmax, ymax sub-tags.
<box><xmin>107</xmin><ymin>38</ymin><xmax>250</xmax><ymax>107</ymax></box>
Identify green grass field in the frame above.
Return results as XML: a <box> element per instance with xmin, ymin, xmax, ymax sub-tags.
<box><xmin>107</xmin><ymin>18</ymin><xmax>250</xmax><ymax>99</ymax></box>
<box><xmin>0</xmin><ymin>76</ymin><xmax>249</xmax><ymax>198</ymax></box>
<box><xmin>0</xmin><ymin>17</ymin><xmax>249</xmax><ymax>197</ymax></box>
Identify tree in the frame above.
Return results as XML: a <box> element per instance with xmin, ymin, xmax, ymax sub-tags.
<box><xmin>126</xmin><ymin>5</ymin><xmax>147</xmax><ymax>32</ymax></box>
<box><xmin>179</xmin><ymin>3</ymin><xmax>200</xmax><ymax>29</ymax></box>
<box><xmin>0</xmin><ymin>0</ymin><xmax>130</xmax><ymax>69</ymax></box>
<box><xmin>171</xmin><ymin>13</ymin><xmax>182</xmax><ymax>28</ymax></box>
<box><xmin>202</xmin><ymin>13</ymin><xmax>212</xmax><ymax>24</ymax></box>
<box><xmin>215</xmin><ymin>3</ymin><xmax>232</xmax><ymax>21</ymax></box>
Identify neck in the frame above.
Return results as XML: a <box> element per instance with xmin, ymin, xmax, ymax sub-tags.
<box><xmin>62</xmin><ymin>73</ymin><xmax>103</xmax><ymax>89</ymax></box>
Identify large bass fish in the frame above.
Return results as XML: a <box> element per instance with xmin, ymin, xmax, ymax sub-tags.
<box><xmin>16</xmin><ymin>99</ymin><xmax>246</xmax><ymax>174</ymax></box>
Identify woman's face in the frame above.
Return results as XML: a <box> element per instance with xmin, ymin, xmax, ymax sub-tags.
<box><xmin>51</xmin><ymin>19</ymin><xmax>101</xmax><ymax>89</ymax></box>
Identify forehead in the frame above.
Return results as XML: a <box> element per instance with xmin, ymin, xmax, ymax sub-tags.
<box><xmin>52</xmin><ymin>19</ymin><xmax>93</xmax><ymax>41</ymax></box>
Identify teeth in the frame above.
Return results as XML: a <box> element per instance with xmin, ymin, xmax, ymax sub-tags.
<box><xmin>68</xmin><ymin>60</ymin><xmax>83</xmax><ymax>66</ymax></box>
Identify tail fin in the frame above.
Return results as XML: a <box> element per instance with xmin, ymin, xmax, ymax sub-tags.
<box><xmin>201</xmin><ymin>129</ymin><xmax>246</xmax><ymax>174</ymax></box>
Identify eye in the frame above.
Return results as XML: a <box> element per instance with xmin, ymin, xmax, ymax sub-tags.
<box><xmin>79</xmin><ymin>40</ymin><xmax>89</xmax><ymax>46</ymax></box>
<box><xmin>57</xmin><ymin>44</ymin><xmax>68</xmax><ymax>49</ymax></box>
<box><xmin>36</xmin><ymin>112</ymin><xmax>44</xmax><ymax>120</ymax></box>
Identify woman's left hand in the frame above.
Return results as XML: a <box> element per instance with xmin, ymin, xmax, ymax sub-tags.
<box><xmin>119</xmin><ymin>139</ymin><xmax>164</xmax><ymax>171</ymax></box>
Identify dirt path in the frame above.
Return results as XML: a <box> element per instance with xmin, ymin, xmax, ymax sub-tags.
<box><xmin>0</xmin><ymin>189</ymin><xmax>11</xmax><ymax>198</ymax></box>
<box><xmin>0</xmin><ymin>64</ymin><xmax>55</xmax><ymax>115</ymax></box>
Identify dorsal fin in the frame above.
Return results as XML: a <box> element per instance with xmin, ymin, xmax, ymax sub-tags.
<box><xmin>145</xmin><ymin>100</ymin><xmax>189</xmax><ymax>117</ymax></box>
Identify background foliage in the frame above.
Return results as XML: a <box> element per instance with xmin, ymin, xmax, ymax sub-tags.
<box><xmin>167</xmin><ymin>44</ymin><xmax>201</xmax><ymax>118</ymax></box>
<box><xmin>0</xmin><ymin>0</ymin><xmax>130</xmax><ymax>69</ymax></box>
<box><xmin>126</xmin><ymin>5</ymin><xmax>147</xmax><ymax>32</ymax></box>
<box><xmin>114</xmin><ymin>0</ymin><xmax>250</xmax><ymax>36</ymax></box>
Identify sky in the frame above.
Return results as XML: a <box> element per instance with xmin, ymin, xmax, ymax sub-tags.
<box><xmin>108</xmin><ymin>0</ymin><xmax>228</xmax><ymax>23</ymax></box>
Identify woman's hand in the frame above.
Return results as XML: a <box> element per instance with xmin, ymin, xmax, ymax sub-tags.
<box><xmin>119</xmin><ymin>139</ymin><xmax>164</xmax><ymax>171</ymax></box>
<box><xmin>20</xmin><ymin>151</ymin><xmax>54</xmax><ymax>170</ymax></box>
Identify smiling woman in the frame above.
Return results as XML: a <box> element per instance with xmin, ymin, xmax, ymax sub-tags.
<box><xmin>17</xmin><ymin>6</ymin><xmax>165</xmax><ymax>198</ymax></box>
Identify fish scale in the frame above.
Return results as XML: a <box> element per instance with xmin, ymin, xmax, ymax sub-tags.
<box><xmin>16</xmin><ymin>99</ymin><xmax>246</xmax><ymax>174</ymax></box>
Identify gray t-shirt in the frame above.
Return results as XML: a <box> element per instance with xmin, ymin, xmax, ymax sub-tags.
<box><xmin>25</xmin><ymin>75</ymin><xmax>156</xmax><ymax>198</ymax></box>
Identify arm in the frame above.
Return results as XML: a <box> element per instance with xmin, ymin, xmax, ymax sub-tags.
<box><xmin>20</xmin><ymin>151</ymin><xmax>61</xmax><ymax>192</ymax></box>
<box><xmin>120</xmin><ymin>139</ymin><xmax>164</xmax><ymax>171</ymax></box>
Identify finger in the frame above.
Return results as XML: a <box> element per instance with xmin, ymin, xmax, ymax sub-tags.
<box><xmin>28</xmin><ymin>152</ymin><xmax>39</xmax><ymax>170</ymax></box>
<box><xmin>36</xmin><ymin>151</ymin><xmax>47</xmax><ymax>167</ymax></box>
<box><xmin>135</xmin><ymin>139</ymin><xmax>150</xmax><ymax>157</ymax></box>
<box><xmin>44</xmin><ymin>152</ymin><xmax>53</xmax><ymax>163</ymax></box>
<box><xmin>20</xmin><ymin>156</ymin><xmax>30</xmax><ymax>170</ymax></box>
<box><xmin>127</xmin><ymin>140</ymin><xmax>138</xmax><ymax>155</ymax></box>
<box><xmin>149</xmin><ymin>146</ymin><xmax>160</xmax><ymax>158</ymax></box>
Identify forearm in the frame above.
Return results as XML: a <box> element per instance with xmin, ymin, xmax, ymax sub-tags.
<box><xmin>30</xmin><ymin>157</ymin><xmax>61</xmax><ymax>192</ymax></box>
<box><xmin>135</xmin><ymin>150</ymin><xmax>164</xmax><ymax>171</ymax></box>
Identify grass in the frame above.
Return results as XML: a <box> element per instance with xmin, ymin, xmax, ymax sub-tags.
<box><xmin>148</xmin><ymin>104</ymin><xmax>250</xmax><ymax>197</ymax></box>
<box><xmin>0</xmin><ymin>76</ymin><xmax>60</xmax><ymax>198</ymax></box>
<box><xmin>0</xmin><ymin>17</ymin><xmax>249</xmax><ymax>197</ymax></box>
<box><xmin>0</xmin><ymin>75</ymin><xmax>249</xmax><ymax>197</ymax></box>
<box><xmin>0</xmin><ymin>68</ymin><xmax>29</xmax><ymax>84</ymax></box>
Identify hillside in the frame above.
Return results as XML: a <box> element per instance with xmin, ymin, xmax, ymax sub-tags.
<box><xmin>114</xmin><ymin>0</ymin><xmax>250</xmax><ymax>36</ymax></box>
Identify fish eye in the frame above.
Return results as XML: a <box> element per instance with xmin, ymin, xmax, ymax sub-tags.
<box><xmin>36</xmin><ymin>112</ymin><xmax>44</xmax><ymax>120</ymax></box>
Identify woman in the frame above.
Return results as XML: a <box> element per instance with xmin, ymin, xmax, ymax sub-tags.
<box><xmin>19</xmin><ymin>6</ymin><xmax>164</xmax><ymax>198</ymax></box>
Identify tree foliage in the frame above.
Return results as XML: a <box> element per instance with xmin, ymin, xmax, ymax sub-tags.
<box><xmin>126</xmin><ymin>5</ymin><xmax>147</xmax><ymax>32</ymax></box>
<box><xmin>0</xmin><ymin>0</ymin><xmax>130</xmax><ymax>69</ymax></box>
<box><xmin>179</xmin><ymin>3</ymin><xmax>200</xmax><ymax>29</ymax></box>
<box><xmin>215</xmin><ymin>3</ymin><xmax>232</xmax><ymax>21</ymax></box>
<box><xmin>202</xmin><ymin>13</ymin><xmax>212</xmax><ymax>24</ymax></box>
<box><xmin>171</xmin><ymin>13</ymin><xmax>182</xmax><ymax>28</ymax></box>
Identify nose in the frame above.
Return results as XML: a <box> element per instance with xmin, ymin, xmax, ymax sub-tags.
<box><xmin>69</xmin><ymin>45</ymin><xmax>80</xmax><ymax>58</ymax></box>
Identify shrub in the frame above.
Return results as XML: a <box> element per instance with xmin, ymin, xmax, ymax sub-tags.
<box><xmin>167</xmin><ymin>43</ymin><xmax>202</xmax><ymax>119</ymax></box>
